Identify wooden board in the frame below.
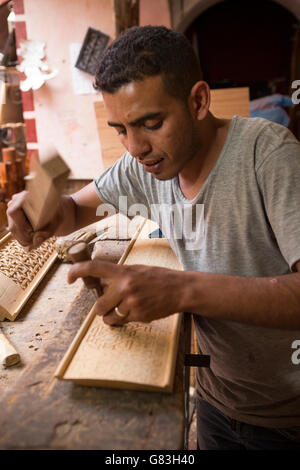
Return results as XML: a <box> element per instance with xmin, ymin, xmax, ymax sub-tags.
<box><xmin>0</xmin><ymin>233</ymin><xmax>58</xmax><ymax>321</ymax></box>
<box><xmin>55</xmin><ymin>219</ymin><xmax>183</xmax><ymax>393</ymax></box>
<box><xmin>0</xmin><ymin>286</ymin><xmax>184</xmax><ymax>450</ymax></box>
<box><xmin>94</xmin><ymin>101</ymin><xmax>125</xmax><ymax>169</ymax></box>
<box><xmin>210</xmin><ymin>87</ymin><xmax>250</xmax><ymax>119</ymax></box>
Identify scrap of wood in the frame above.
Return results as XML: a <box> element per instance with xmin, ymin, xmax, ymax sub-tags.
<box><xmin>55</xmin><ymin>219</ymin><xmax>183</xmax><ymax>393</ymax></box>
<box><xmin>210</xmin><ymin>87</ymin><xmax>250</xmax><ymax>119</ymax></box>
<box><xmin>0</xmin><ymin>233</ymin><xmax>57</xmax><ymax>321</ymax></box>
<box><xmin>0</xmin><ymin>202</ymin><xmax>7</xmax><ymax>230</ymax></box>
<box><xmin>0</xmin><ymin>329</ymin><xmax>20</xmax><ymax>367</ymax></box>
<box><xmin>23</xmin><ymin>145</ymin><xmax>70</xmax><ymax>231</ymax></box>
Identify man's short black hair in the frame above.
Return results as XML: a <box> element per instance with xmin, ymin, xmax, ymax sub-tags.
<box><xmin>94</xmin><ymin>25</ymin><xmax>202</xmax><ymax>102</ymax></box>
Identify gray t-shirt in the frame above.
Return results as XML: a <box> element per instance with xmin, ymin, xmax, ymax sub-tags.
<box><xmin>94</xmin><ymin>115</ymin><xmax>300</xmax><ymax>427</ymax></box>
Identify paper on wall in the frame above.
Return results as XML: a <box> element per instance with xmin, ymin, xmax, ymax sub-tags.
<box><xmin>17</xmin><ymin>39</ymin><xmax>58</xmax><ymax>91</ymax></box>
<box><xmin>70</xmin><ymin>43</ymin><xmax>102</xmax><ymax>97</ymax></box>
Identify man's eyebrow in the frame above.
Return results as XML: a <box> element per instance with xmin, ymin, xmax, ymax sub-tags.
<box><xmin>107</xmin><ymin>112</ymin><xmax>162</xmax><ymax>128</ymax></box>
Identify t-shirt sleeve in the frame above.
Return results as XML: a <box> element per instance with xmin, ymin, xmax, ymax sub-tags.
<box><xmin>94</xmin><ymin>152</ymin><xmax>150</xmax><ymax>218</ymax></box>
<box><xmin>256</xmin><ymin>142</ymin><xmax>300</xmax><ymax>271</ymax></box>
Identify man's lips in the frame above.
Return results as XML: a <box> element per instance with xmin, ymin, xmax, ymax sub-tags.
<box><xmin>140</xmin><ymin>157</ymin><xmax>164</xmax><ymax>171</ymax></box>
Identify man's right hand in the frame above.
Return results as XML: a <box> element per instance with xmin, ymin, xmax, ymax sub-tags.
<box><xmin>7</xmin><ymin>191</ymin><xmax>62</xmax><ymax>250</ymax></box>
<box><xmin>7</xmin><ymin>182</ymin><xmax>104</xmax><ymax>250</ymax></box>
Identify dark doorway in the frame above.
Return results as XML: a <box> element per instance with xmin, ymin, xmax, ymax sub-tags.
<box><xmin>185</xmin><ymin>0</ymin><xmax>298</xmax><ymax>100</ymax></box>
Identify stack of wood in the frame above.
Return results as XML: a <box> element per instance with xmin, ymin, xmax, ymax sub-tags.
<box><xmin>0</xmin><ymin>146</ymin><xmax>25</xmax><ymax>229</ymax></box>
<box><xmin>0</xmin><ymin>123</ymin><xmax>27</xmax><ymax>164</ymax></box>
<box><xmin>0</xmin><ymin>146</ymin><xmax>25</xmax><ymax>197</ymax></box>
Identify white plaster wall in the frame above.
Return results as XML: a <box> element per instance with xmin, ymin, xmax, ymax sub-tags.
<box><xmin>24</xmin><ymin>0</ymin><xmax>115</xmax><ymax>178</ymax></box>
<box><xmin>23</xmin><ymin>0</ymin><xmax>171</xmax><ymax>178</ymax></box>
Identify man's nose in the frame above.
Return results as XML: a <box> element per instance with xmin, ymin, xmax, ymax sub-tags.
<box><xmin>126</xmin><ymin>132</ymin><xmax>151</xmax><ymax>159</ymax></box>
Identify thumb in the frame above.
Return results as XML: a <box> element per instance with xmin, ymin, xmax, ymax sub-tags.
<box><xmin>32</xmin><ymin>216</ymin><xmax>61</xmax><ymax>248</ymax></box>
<box><xmin>68</xmin><ymin>259</ymin><xmax>121</xmax><ymax>284</ymax></box>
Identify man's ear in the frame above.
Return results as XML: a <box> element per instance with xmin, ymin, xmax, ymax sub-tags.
<box><xmin>188</xmin><ymin>81</ymin><xmax>211</xmax><ymax>121</ymax></box>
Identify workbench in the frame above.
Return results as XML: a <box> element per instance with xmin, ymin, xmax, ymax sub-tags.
<box><xmin>0</xmin><ymin>240</ymin><xmax>185</xmax><ymax>450</ymax></box>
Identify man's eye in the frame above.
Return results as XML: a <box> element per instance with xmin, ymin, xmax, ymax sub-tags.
<box><xmin>117</xmin><ymin>128</ymin><xmax>126</xmax><ymax>136</ymax></box>
<box><xmin>145</xmin><ymin>120</ymin><xmax>162</xmax><ymax>130</ymax></box>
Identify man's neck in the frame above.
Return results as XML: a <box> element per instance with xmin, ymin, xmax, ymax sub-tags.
<box><xmin>178</xmin><ymin>114</ymin><xmax>232</xmax><ymax>200</ymax></box>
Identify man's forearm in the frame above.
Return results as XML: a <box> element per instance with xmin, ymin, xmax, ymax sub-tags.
<box><xmin>55</xmin><ymin>182</ymin><xmax>104</xmax><ymax>236</ymax></box>
<box><xmin>181</xmin><ymin>269</ymin><xmax>300</xmax><ymax>329</ymax></box>
<box><xmin>54</xmin><ymin>195</ymin><xmax>77</xmax><ymax>236</ymax></box>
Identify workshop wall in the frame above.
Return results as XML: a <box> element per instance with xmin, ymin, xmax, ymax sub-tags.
<box><xmin>13</xmin><ymin>0</ymin><xmax>170</xmax><ymax>179</ymax></box>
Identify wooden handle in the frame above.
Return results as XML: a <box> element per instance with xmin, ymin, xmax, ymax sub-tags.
<box><xmin>67</xmin><ymin>242</ymin><xmax>103</xmax><ymax>296</ymax></box>
<box><xmin>0</xmin><ymin>330</ymin><xmax>20</xmax><ymax>367</ymax></box>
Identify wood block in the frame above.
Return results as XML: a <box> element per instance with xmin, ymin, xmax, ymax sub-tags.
<box><xmin>55</xmin><ymin>219</ymin><xmax>183</xmax><ymax>393</ymax></box>
<box><xmin>0</xmin><ymin>162</ymin><xmax>10</xmax><ymax>184</ymax></box>
<box><xmin>210</xmin><ymin>87</ymin><xmax>250</xmax><ymax>119</ymax></box>
<box><xmin>3</xmin><ymin>181</ymin><xmax>18</xmax><ymax>199</ymax></box>
<box><xmin>2</xmin><ymin>147</ymin><xmax>16</xmax><ymax>163</ymax></box>
<box><xmin>23</xmin><ymin>146</ymin><xmax>70</xmax><ymax>231</ymax></box>
<box><xmin>15</xmin><ymin>159</ymin><xmax>24</xmax><ymax>179</ymax></box>
<box><xmin>0</xmin><ymin>82</ymin><xmax>24</xmax><ymax>125</ymax></box>
<box><xmin>0</xmin><ymin>202</ymin><xmax>7</xmax><ymax>230</ymax></box>
<box><xmin>94</xmin><ymin>101</ymin><xmax>125</xmax><ymax>169</ymax></box>
<box><xmin>9</xmin><ymin>162</ymin><xmax>18</xmax><ymax>182</ymax></box>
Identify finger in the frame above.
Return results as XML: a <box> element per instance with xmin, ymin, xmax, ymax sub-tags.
<box><xmin>103</xmin><ymin>302</ymin><xmax>130</xmax><ymax>326</ymax></box>
<box><xmin>8</xmin><ymin>213</ymin><xmax>33</xmax><ymax>246</ymax></box>
<box><xmin>10</xmin><ymin>190</ymin><xmax>28</xmax><ymax>208</ymax></box>
<box><xmin>68</xmin><ymin>259</ymin><xmax>121</xmax><ymax>284</ymax></box>
<box><xmin>93</xmin><ymin>288</ymin><xmax>123</xmax><ymax>318</ymax></box>
<box><xmin>21</xmin><ymin>243</ymin><xmax>34</xmax><ymax>252</ymax></box>
<box><xmin>31</xmin><ymin>210</ymin><xmax>62</xmax><ymax>248</ymax></box>
<box><xmin>7</xmin><ymin>192</ymin><xmax>34</xmax><ymax>245</ymax></box>
<box><xmin>7</xmin><ymin>199</ymin><xmax>33</xmax><ymax>233</ymax></box>
<box><xmin>32</xmin><ymin>230</ymin><xmax>52</xmax><ymax>248</ymax></box>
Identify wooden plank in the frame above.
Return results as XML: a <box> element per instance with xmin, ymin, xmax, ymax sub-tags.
<box><xmin>0</xmin><ymin>286</ymin><xmax>185</xmax><ymax>450</ymax></box>
<box><xmin>210</xmin><ymin>87</ymin><xmax>250</xmax><ymax>119</ymax></box>
<box><xmin>54</xmin><ymin>219</ymin><xmax>146</xmax><ymax>378</ymax></box>
<box><xmin>55</xmin><ymin>219</ymin><xmax>183</xmax><ymax>393</ymax></box>
<box><xmin>0</xmin><ymin>233</ymin><xmax>58</xmax><ymax>321</ymax></box>
<box><xmin>94</xmin><ymin>101</ymin><xmax>125</xmax><ymax>169</ymax></box>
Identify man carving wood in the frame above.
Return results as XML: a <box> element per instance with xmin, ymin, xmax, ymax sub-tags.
<box><xmin>7</xmin><ymin>26</ymin><xmax>300</xmax><ymax>450</ymax></box>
